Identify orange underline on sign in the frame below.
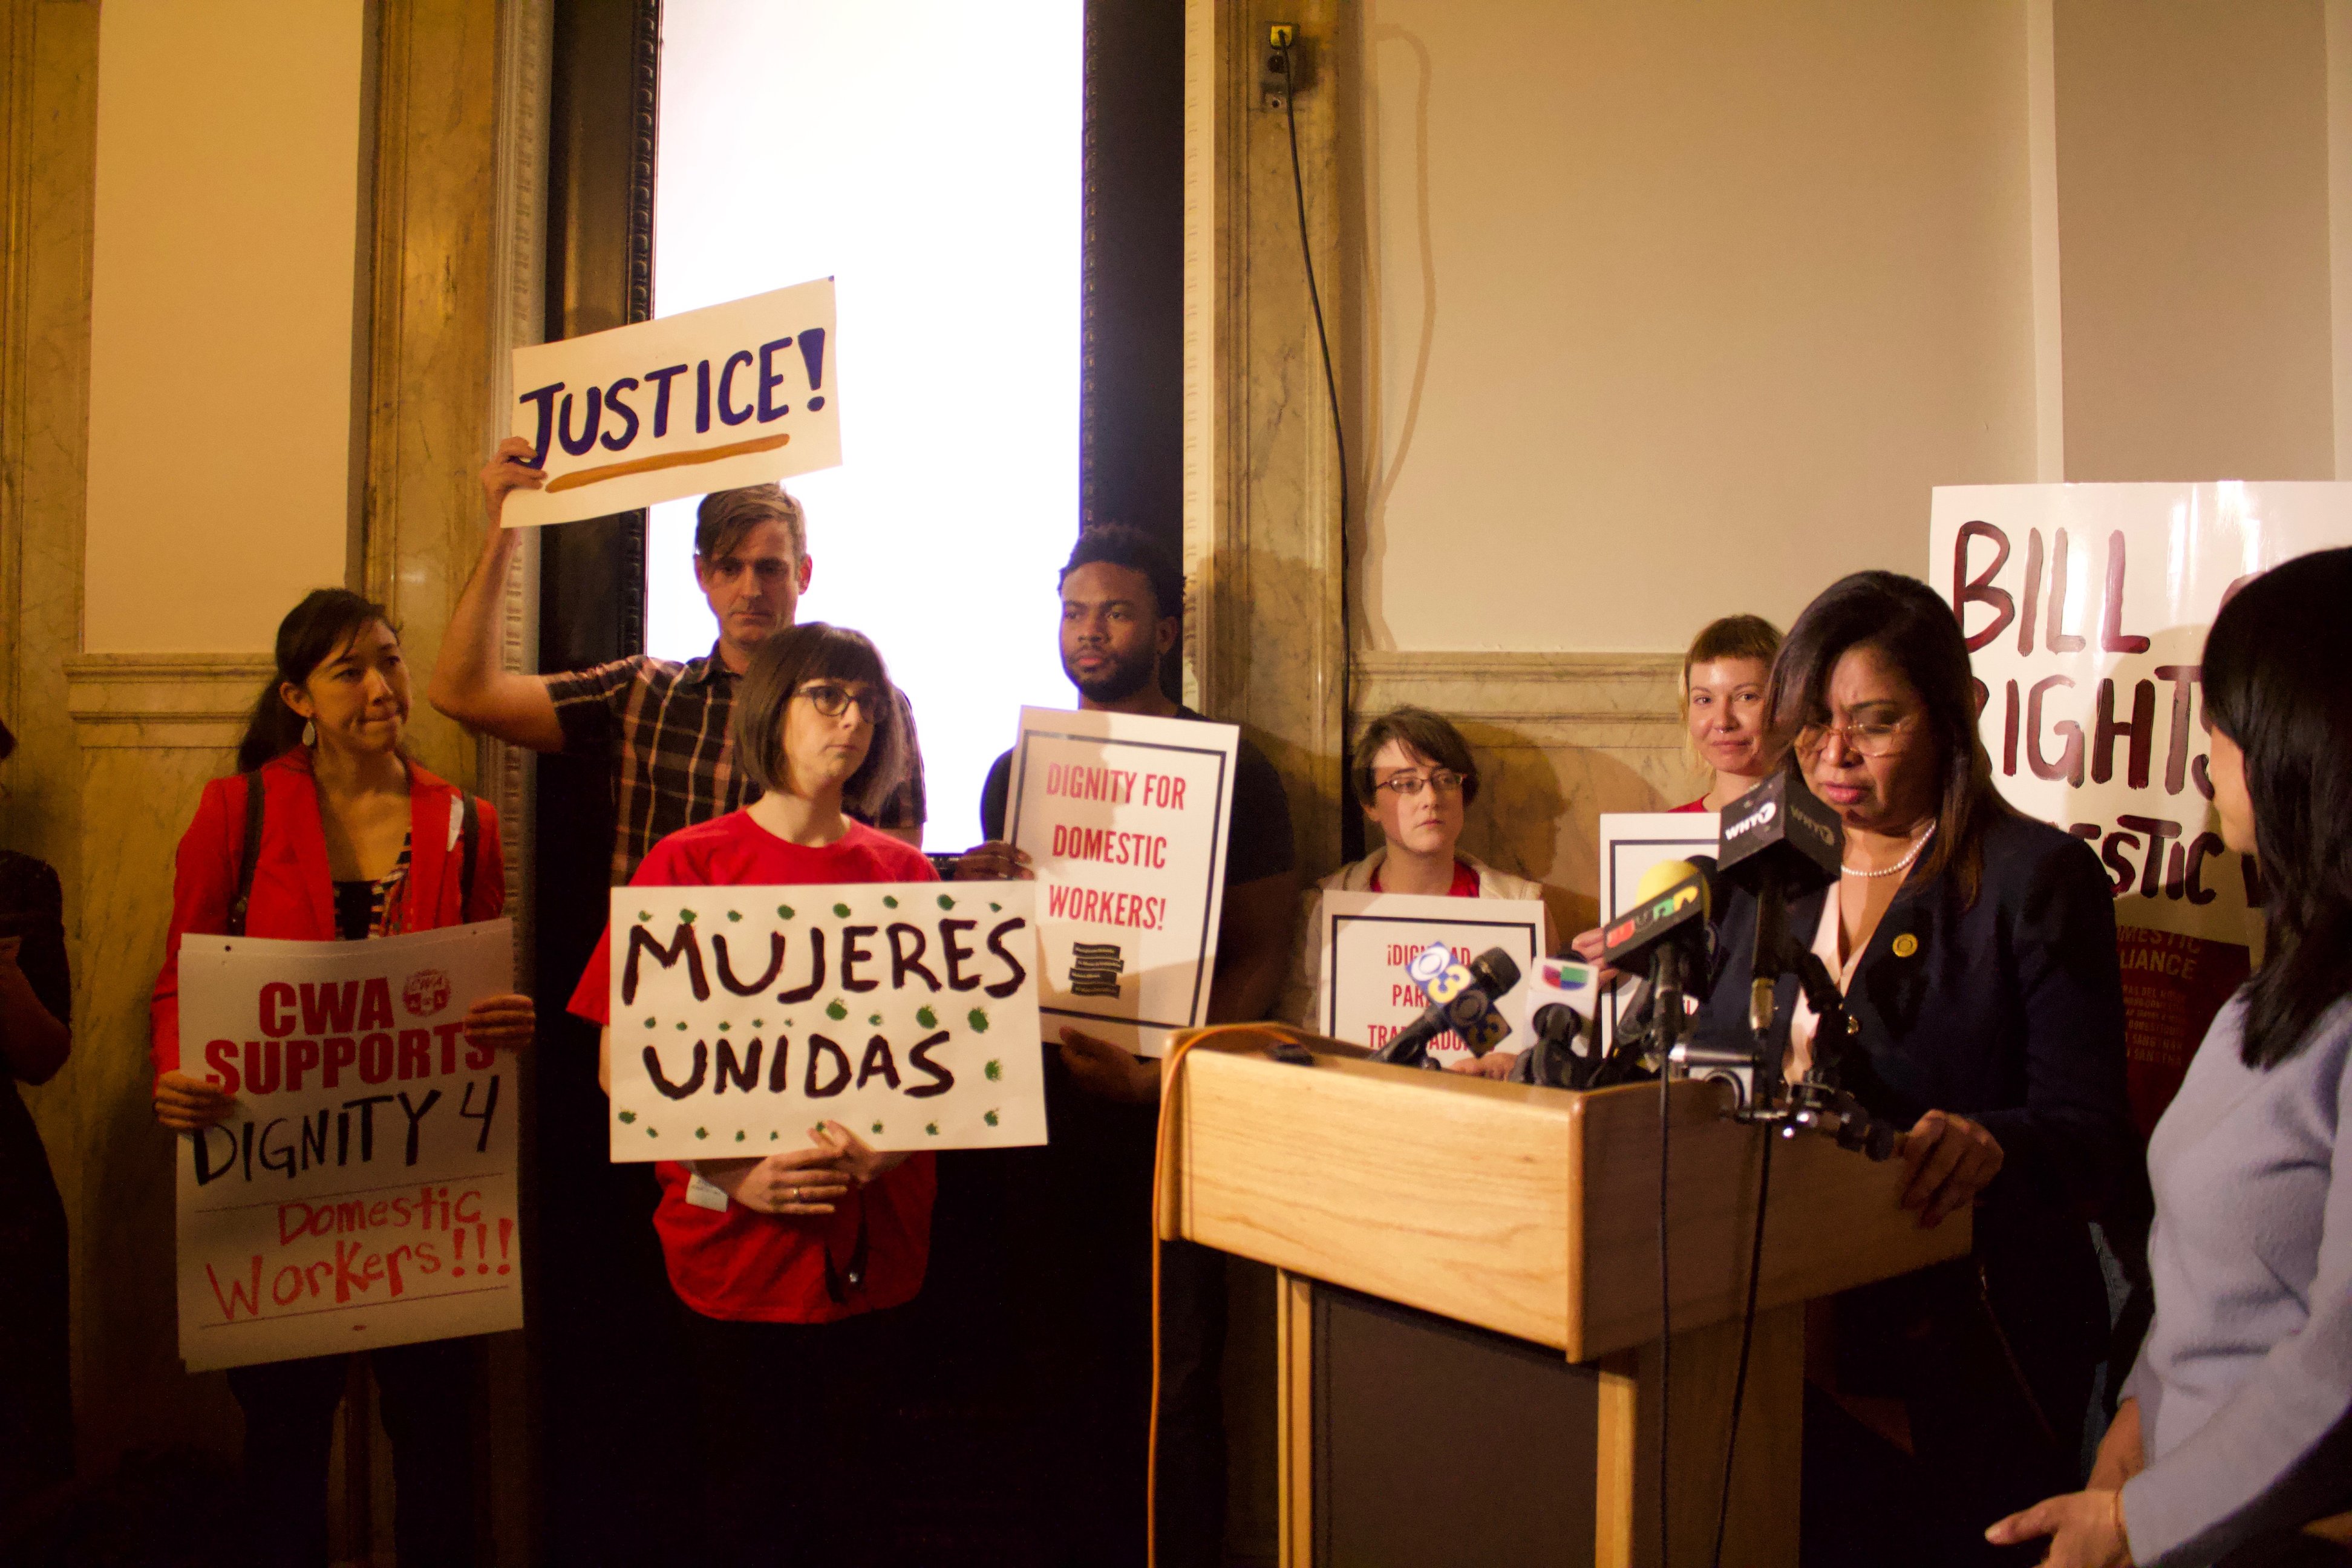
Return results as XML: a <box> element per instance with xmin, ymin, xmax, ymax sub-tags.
<box><xmin>546</xmin><ymin>432</ymin><xmax>792</xmax><ymax>492</ymax></box>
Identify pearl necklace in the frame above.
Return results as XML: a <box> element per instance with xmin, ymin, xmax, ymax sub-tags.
<box><xmin>1843</xmin><ymin>822</ymin><xmax>1935</xmax><ymax>880</ymax></box>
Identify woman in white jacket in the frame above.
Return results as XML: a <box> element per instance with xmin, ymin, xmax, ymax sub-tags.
<box><xmin>1280</xmin><ymin>707</ymin><xmax>1552</xmax><ymax>1073</ymax></box>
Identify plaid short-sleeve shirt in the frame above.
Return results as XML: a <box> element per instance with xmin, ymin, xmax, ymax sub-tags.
<box><xmin>545</xmin><ymin>642</ymin><xmax>926</xmax><ymax>886</ymax></box>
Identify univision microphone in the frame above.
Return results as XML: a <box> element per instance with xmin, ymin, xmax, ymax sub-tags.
<box><xmin>1370</xmin><ymin>947</ymin><xmax>1524</xmax><ymax>1070</ymax></box>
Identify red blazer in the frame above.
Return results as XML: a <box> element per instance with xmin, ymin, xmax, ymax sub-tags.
<box><xmin>149</xmin><ymin>748</ymin><xmax>505</xmax><ymax>1083</ymax></box>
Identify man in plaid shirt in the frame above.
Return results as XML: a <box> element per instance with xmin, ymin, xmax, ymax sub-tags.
<box><xmin>430</xmin><ymin>437</ymin><xmax>926</xmax><ymax>883</ymax></box>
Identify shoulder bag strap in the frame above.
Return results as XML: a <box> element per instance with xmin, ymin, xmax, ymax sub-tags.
<box><xmin>227</xmin><ymin>772</ymin><xmax>266</xmax><ymax>938</ymax></box>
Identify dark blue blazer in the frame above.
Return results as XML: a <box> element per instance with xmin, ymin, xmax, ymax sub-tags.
<box><xmin>1694</xmin><ymin>809</ymin><xmax>2137</xmax><ymax>1401</ymax></box>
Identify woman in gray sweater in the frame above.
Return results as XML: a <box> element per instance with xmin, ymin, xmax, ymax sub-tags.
<box><xmin>1991</xmin><ymin>547</ymin><xmax>2352</xmax><ymax>1567</ymax></box>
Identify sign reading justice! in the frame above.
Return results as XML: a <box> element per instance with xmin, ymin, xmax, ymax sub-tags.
<box><xmin>606</xmin><ymin>884</ymin><xmax>1047</xmax><ymax>1155</ymax></box>
<box><xmin>175</xmin><ymin>922</ymin><xmax>520</xmax><ymax>1373</ymax></box>
<box><xmin>503</xmin><ymin>277</ymin><xmax>842</xmax><ymax>528</ymax></box>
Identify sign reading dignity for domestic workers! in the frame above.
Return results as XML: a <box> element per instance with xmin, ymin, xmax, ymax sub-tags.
<box><xmin>1598</xmin><ymin>811</ymin><xmax>1720</xmax><ymax>1049</ymax></box>
<box><xmin>174</xmin><ymin>922</ymin><xmax>518</xmax><ymax>1373</ymax></box>
<box><xmin>1317</xmin><ymin>891</ymin><xmax>1544</xmax><ymax>1068</ymax></box>
<box><xmin>606</xmin><ymin>884</ymin><xmax>1046</xmax><ymax>1156</ymax></box>
<box><xmin>1931</xmin><ymin>483</ymin><xmax>2352</xmax><ymax>1133</ymax></box>
<box><xmin>1003</xmin><ymin>707</ymin><xmax>1241</xmax><ymax>1056</ymax></box>
<box><xmin>501</xmin><ymin>278</ymin><xmax>841</xmax><ymax>528</ymax></box>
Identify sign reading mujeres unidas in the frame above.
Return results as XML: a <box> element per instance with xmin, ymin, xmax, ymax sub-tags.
<box><xmin>606</xmin><ymin>883</ymin><xmax>1046</xmax><ymax>1155</ymax></box>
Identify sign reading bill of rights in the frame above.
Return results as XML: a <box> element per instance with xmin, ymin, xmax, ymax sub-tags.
<box><xmin>174</xmin><ymin>922</ymin><xmax>518</xmax><ymax>1373</ymax></box>
<box><xmin>501</xmin><ymin>276</ymin><xmax>841</xmax><ymax>528</ymax></box>
<box><xmin>1317</xmin><ymin>892</ymin><xmax>1546</xmax><ymax>1068</ymax></box>
<box><xmin>606</xmin><ymin>884</ymin><xmax>1047</xmax><ymax>1155</ymax></box>
<box><xmin>1003</xmin><ymin>707</ymin><xmax>1240</xmax><ymax>1056</ymax></box>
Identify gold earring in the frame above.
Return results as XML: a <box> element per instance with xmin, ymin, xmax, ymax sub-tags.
<box><xmin>302</xmin><ymin>719</ymin><xmax>316</xmax><ymax>747</ymax></box>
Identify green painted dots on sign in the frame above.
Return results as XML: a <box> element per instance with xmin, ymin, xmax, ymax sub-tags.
<box><xmin>832</xmin><ymin>903</ymin><xmax>851</xmax><ymax>919</ymax></box>
<box><xmin>984</xmin><ymin>1059</ymin><xmax>1002</xmax><ymax>1082</ymax></box>
<box><xmin>883</xmin><ymin>895</ymin><xmax>900</xmax><ymax>909</ymax></box>
<box><xmin>717</xmin><ymin>1021</ymin><xmax>731</xmax><ymax>1031</ymax></box>
<box><xmin>644</xmin><ymin>1018</ymin><xmax>656</xmax><ymax>1029</ymax></box>
<box><xmin>777</xmin><ymin>904</ymin><xmax>795</xmax><ymax>920</ymax></box>
<box><xmin>826</xmin><ymin>999</ymin><xmax>848</xmax><ymax>1021</ymax></box>
<box><xmin>989</xmin><ymin>902</ymin><xmax>1002</xmax><ymax>913</ymax></box>
<box><xmin>984</xmin><ymin>1109</ymin><xmax>1000</xmax><ymax>1128</ymax></box>
<box><xmin>618</xmin><ymin>1109</ymin><xmax>637</xmax><ymax>1123</ymax></box>
<box><xmin>938</xmin><ymin>893</ymin><xmax>956</xmax><ymax>910</ymax></box>
<box><xmin>915</xmin><ymin>1005</ymin><xmax>937</xmax><ymax>1028</ymax></box>
<box><xmin>871</xmin><ymin>1120</ymin><xmax>884</xmax><ymax>1135</ymax></box>
<box><xmin>647</xmin><ymin>1127</ymin><xmax>659</xmax><ymax>1138</ymax></box>
<box><xmin>925</xmin><ymin>1122</ymin><xmax>939</xmax><ymax>1137</ymax></box>
<box><xmin>734</xmin><ymin>1130</ymin><xmax>746</xmax><ymax>1142</ymax></box>
<box><xmin>867</xmin><ymin>1014</ymin><xmax>881</xmax><ymax>1027</ymax></box>
<box><xmin>752</xmin><ymin>1018</ymin><xmax>765</xmax><ymax>1027</ymax></box>
<box><xmin>694</xmin><ymin>1127</ymin><xmax>708</xmax><ymax>1140</ymax></box>
<box><xmin>676</xmin><ymin>1022</ymin><xmax>688</xmax><ymax>1030</ymax></box>
<box><xmin>769</xmin><ymin>1131</ymin><xmax>780</xmax><ymax>1141</ymax></box>
<box><xmin>638</xmin><ymin>909</ymin><xmax>651</xmax><ymax>921</ymax></box>
<box><xmin>679</xmin><ymin>910</ymin><xmax>697</xmax><ymax>924</ymax></box>
<box><xmin>968</xmin><ymin>1007</ymin><xmax>990</xmax><ymax>1033</ymax></box>
<box><xmin>726</xmin><ymin>910</ymin><xmax>742</xmax><ymax>922</ymax></box>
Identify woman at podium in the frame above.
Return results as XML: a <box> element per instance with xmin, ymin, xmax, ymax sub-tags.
<box><xmin>1694</xmin><ymin>571</ymin><xmax>2137</xmax><ymax>1564</ymax></box>
<box><xmin>1991</xmin><ymin>549</ymin><xmax>2352</xmax><ymax>1567</ymax></box>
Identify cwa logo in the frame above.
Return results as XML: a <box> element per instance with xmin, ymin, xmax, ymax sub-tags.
<box><xmin>403</xmin><ymin>969</ymin><xmax>452</xmax><ymax>1018</ymax></box>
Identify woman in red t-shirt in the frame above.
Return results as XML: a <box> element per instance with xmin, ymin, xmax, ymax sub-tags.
<box><xmin>569</xmin><ymin>622</ymin><xmax>935</xmax><ymax>1562</ymax></box>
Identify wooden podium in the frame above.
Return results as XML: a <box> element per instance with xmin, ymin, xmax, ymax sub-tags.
<box><xmin>1158</xmin><ymin>1031</ymin><xmax>1970</xmax><ymax>1568</ymax></box>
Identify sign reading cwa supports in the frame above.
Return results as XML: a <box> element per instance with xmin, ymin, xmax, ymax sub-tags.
<box><xmin>174</xmin><ymin>922</ymin><xmax>519</xmax><ymax>1372</ymax></box>
<box><xmin>1931</xmin><ymin>483</ymin><xmax>2352</xmax><ymax>1132</ymax></box>
<box><xmin>607</xmin><ymin>883</ymin><xmax>1046</xmax><ymax>1156</ymax></box>
<box><xmin>502</xmin><ymin>277</ymin><xmax>841</xmax><ymax>528</ymax></box>
<box><xmin>1003</xmin><ymin>707</ymin><xmax>1241</xmax><ymax>1057</ymax></box>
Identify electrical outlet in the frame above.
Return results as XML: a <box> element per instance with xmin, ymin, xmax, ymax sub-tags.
<box><xmin>1261</xmin><ymin>23</ymin><xmax>1298</xmax><ymax>111</ymax></box>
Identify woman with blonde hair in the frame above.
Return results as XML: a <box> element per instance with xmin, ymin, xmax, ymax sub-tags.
<box><xmin>1675</xmin><ymin>612</ymin><xmax>1782</xmax><ymax>811</ymax></box>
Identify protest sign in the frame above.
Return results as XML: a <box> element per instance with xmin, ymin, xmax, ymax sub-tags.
<box><xmin>502</xmin><ymin>277</ymin><xmax>841</xmax><ymax>528</ymax></box>
<box><xmin>605</xmin><ymin>883</ymin><xmax>1045</xmax><ymax>1156</ymax></box>
<box><xmin>1002</xmin><ymin>707</ymin><xmax>1240</xmax><ymax>1056</ymax></box>
<box><xmin>1932</xmin><ymin>483</ymin><xmax>2352</xmax><ymax>1132</ymax></box>
<box><xmin>174</xmin><ymin>921</ymin><xmax>518</xmax><ymax>1373</ymax></box>
<box><xmin>1598</xmin><ymin>811</ymin><xmax>1720</xmax><ymax>1048</ymax></box>
<box><xmin>1315</xmin><ymin>891</ymin><xmax>1545</xmax><ymax>1067</ymax></box>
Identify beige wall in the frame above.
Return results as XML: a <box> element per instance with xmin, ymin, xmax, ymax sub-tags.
<box><xmin>82</xmin><ymin>0</ymin><xmax>367</xmax><ymax>654</ymax></box>
<box><xmin>1330</xmin><ymin>0</ymin><xmax>2352</xmax><ymax>906</ymax></box>
<box><xmin>1347</xmin><ymin>0</ymin><xmax>2348</xmax><ymax>662</ymax></box>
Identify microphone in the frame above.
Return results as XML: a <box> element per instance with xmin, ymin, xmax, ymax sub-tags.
<box><xmin>1371</xmin><ymin>947</ymin><xmax>1524</xmax><ymax>1070</ymax></box>
<box><xmin>1508</xmin><ymin>1001</ymin><xmax>1596</xmax><ymax>1088</ymax></box>
<box><xmin>1716</xmin><ymin>772</ymin><xmax>1841</xmax><ymax>1039</ymax></box>
<box><xmin>1599</xmin><ymin>856</ymin><xmax>1716</xmax><ymax>973</ymax></box>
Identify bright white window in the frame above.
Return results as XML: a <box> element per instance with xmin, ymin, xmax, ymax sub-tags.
<box><xmin>651</xmin><ymin>0</ymin><xmax>1082</xmax><ymax>848</ymax></box>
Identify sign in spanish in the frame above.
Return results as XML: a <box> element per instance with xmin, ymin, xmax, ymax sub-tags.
<box><xmin>1001</xmin><ymin>707</ymin><xmax>1241</xmax><ymax>1056</ymax></box>
<box><xmin>1598</xmin><ymin>811</ymin><xmax>1720</xmax><ymax>1049</ymax></box>
<box><xmin>1930</xmin><ymin>483</ymin><xmax>2352</xmax><ymax>1132</ymax></box>
<box><xmin>501</xmin><ymin>277</ymin><xmax>841</xmax><ymax>528</ymax></box>
<box><xmin>1316</xmin><ymin>891</ymin><xmax>1545</xmax><ymax>1068</ymax></box>
<box><xmin>605</xmin><ymin>883</ymin><xmax>1046</xmax><ymax>1156</ymax></box>
<box><xmin>174</xmin><ymin>921</ymin><xmax>519</xmax><ymax>1373</ymax></box>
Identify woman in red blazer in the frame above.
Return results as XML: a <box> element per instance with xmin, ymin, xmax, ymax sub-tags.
<box><xmin>150</xmin><ymin>589</ymin><xmax>531</xmax><ymax>1568</ymax></box>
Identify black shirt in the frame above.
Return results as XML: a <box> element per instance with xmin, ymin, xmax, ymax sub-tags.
<box><xmin>979</xmin><ymin>705</ymin><xmax>1296</xmax><ymax>886</ymax></box>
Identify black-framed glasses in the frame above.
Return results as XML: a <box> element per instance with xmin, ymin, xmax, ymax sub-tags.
<box><xmin>1372</xmin><ymin>769</ymin><xmax>1467</xmax><ymax>798</ymax></box>
<box><xmin>797</xmin><ymin>682</ymin><xmax>888</xmax><ymax>723</ymax></box>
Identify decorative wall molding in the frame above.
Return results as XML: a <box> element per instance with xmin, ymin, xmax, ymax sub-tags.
<box><xmin>1183</xmin><ymin>0</ymin><xmax>1348</xmax><ymax>875</ymax></box>
<box><xmin>487</xmin><ymin>0</ymin><xmax>551</xmax><ymax>969</ymax></box>
<box><xmin>1351</xmin><ymin>649</ymin><xmax>1686</xmax><ymax>746</ymax></box>
<box><xmin>62</xmin><ymin>653</ymin><xmax>273</xmax><ymax>749</ymax></box>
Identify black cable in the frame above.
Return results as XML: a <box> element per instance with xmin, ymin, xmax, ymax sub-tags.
<box><xmin>1710</xmin><ymin>1128</ymin><xmax>1774</xmax><ymax>1567</ymax></box>
<box><xmin>1278</xmin><ymin>44</ymin><xmax>1357</xmax><ymax>857</ymax></box>
<box><xmin>1658</xmin><ymin>1055</ymin><xmax>1672</xmax><ymax>1567</ymax></box>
